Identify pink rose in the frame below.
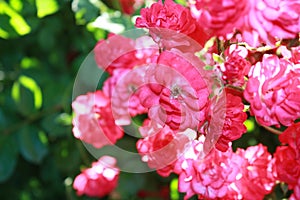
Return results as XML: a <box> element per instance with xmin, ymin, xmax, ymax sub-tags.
<box><xmin>135</xmin><ymin>0</ymin><xmax>208</xmax><ymax>49</ymax></box>
<box><xmin>174</xmin><ymin>137</ymin><xmax>241</xmax><ymax>200</ymax></box>
<box><xmin>94</xmin><ymin>34</ymin><xmax>158</xmax><ymax>75</ymax></box>
<box><xmin>219</xmin><ymin>44</ymin><xmax>251</xmax><ymax>86</ymax></box>
<box><xmin>214</xmin><ymin>93</ymin><xmax>247</xmax><ymax>152</ymax></box>
<box><xmin>190</xmin><ymin>0</ymin><xmax>248</xmax><ymax>38</ymax></box>
<box><xmin>274</xmin><ymin>122</ymin><xmax>300</xmax><ymax>189</ymax></box>
<box><xmin>234</xmin><ymin>144</ymin><xmax>276</xmax><ymax>200</ymax></box>
<box><xmin>103</xmin><ymin>68</ymin><xmax>147</xmax><ymax>120</ymax></box>
<box><xmin>241</xmin><ymin>0</ymin><xmax>300</xmax><ymax>47</ymax></box>
<box><xmin>136</xmin><ymin>123</ymin><xmax>193</xmax><ymax>177</ymax></box>
<box><xmin>72</xmin><ymin>91</ymin><xmax>124</xmax><ymax>148</ymax></box>
<box><xmin>73</xmin><ymin>156</ymin><xmax>119</xmax><ymax>198</ymax></box>
<box><xmin>137</xmin><ymin>50</ymin><xmax>209</xmax><ymax>131</ymax></box>
<box><xmin>244</xmin><ymin>54</ymin><xmax>300</xmax><ymax>126</ymax></box>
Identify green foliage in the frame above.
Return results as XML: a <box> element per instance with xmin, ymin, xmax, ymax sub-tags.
<box><xmin>0</xmin><ymin>0</ymin><xmax>101</xmax><ymax>199</ymax></box>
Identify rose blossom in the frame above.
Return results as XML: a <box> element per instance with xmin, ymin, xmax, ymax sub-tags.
<box><xmin>241</xmin><ymin>0</ymin><xmax>300</xmax><ymax>47</ymax></box>
<box><xmin>234</xmin><ymin>144</ymin><xmax>276</xmax><ymax>200</ymax></box>
<box><xmin>94</xmin><ymin>34</ymin><xmax>158</xmax><ymax>75</ymax></box>
<box><xmin>73</xmin><ymin>156</ymin><xmax>119</xmax><ymax>198</ymax></box>
<box><xmin>94</xmin><ymin>34</ymin><xmax>136</xmax><ymax>75</ymax></box>
<box><xmin>189</xmin><ymin>0</ymin><xmax>248</xmax><ymax>38</ymax></box>
<box><xmin>137</xmin><ymin>50</ymin><xmax>209</xmax><ymax>131</ymax></box>
<box><xmin>72</xmin><ymin>91</ymin><xmax>123</xmax><ymax>148</ymax></box>
<box><xmin>244</xmin><ymin>54</ymin><xmax>300</xmax><ymax>127</ymax></box>
<box><xmin>136</xmin><ymin>122</ymin><xmax>195</xmax><ymax>177</ymax></box>
<box><xmin>174</xmin><ymin>136</ymin><xmax>241</xmax><ymax>200</ymax></box>
<box><xmin>274</xmin><ymin>122</ymin><xmax>300</xmax><ymax>189</ymax></box>
<box><xmin>103</xmin><ymin>68</ymin><xmax>147</xmax><ymax>121</ymax></box>
<box><xmin>135</xmin><ymin>0</ymin><xmax>208</xmax><ymax>49</ymax></box>
<box><xmin>190</xmin><ymin>0</ymin><xmax>300</xmax><ymax>47</ymax></box>
<box><xmin>214</xmin><ymin>93</ymin><xmax>247</xmax><ymax>152</ymax></box>
<box><xmin>219</xmin><ymin>44</ymin><xmax>251</xmax><ymax>87</ymax></box>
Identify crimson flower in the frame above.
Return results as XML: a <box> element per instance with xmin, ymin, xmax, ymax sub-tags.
<box><xmin>135</xmin><ymin>0</ymin><xmax>208</xmax><ymax>49</ymax></box>
<box><xmin>214</xmin><ymin>93</ymin><xmax>247</xmax><ymax>152</ymax></box>
<box><xmin>274</xmin><ymin>122</ymin><xmax>300</xmax><ymax>189</ymax></box>
<box><xmin>189</xmin><ymin>0</ymin><xmax>248</xmax><ymax>38</ymax></box>
<box><xmin>73</xmin><ymin>156</ymin><xmax>119</xmax><ymax>198</ymax></box>
<box><xmin>219</xmin><ymin>44</ymin><xmax>251</xmax><ymax>87</ymax></box>
<box><xmin>137</xmin><ymin>50</ymin><xmax>209</xmax><ymax>131</ymax></box>
<box><xmin>234</xmin><ymin>144</ymin><xmax>276</xmax><ymax>199</ymax></box>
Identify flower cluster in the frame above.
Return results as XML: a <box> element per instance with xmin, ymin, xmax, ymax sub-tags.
<box><xmin>71</xmin><ymin>0</ymin><xmax>300</xmax><ymax>199</ymax></box>
<box><xmin>190</xmin><ymin>0</ymin><xmax>300</xmax><ymax>47</ymax></box>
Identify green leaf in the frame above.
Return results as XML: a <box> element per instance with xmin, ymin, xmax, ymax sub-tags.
<box><xmin>71</xmin><ymin>0</ymin><xmax>99</xmax><ymax>25</ymax></box>
<box><xmin>35</xmin><ymin>0</ymin><xmax>59</xmax><ymax>18</ymax></box>
<box><xmin>0</xmin><ymin>1</ymin><xmax>31</xmax><ymax>38</ymax></box>
<box><xmin>0</xmin><ymin>135</ymin><xmax>19</xmax><ymax>183</ymax></box>
<box><xmin>9</xmin><ymin>0</ymin><xmax>23</xmax><ymax>12</ymax></box>
<box><xmin>41</xmin><ymin>113</ymin><xmax>71</xmax><ymax>138</ymax></box>
<box><xmin>17</xmin><ymin>126</ymin><xmax>48</xmax><ymax>164</ymax></box>
<box><xmin>212</xmin><ymin>53</ymin><xmax>224</xmax><ymax>64</ymax></box>
<box><xmin>11</xmin><ymin>75</ymin><xmax>43</xmax><ymax>115</ymax></box>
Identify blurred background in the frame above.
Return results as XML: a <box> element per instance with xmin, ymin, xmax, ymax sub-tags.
<box><xmin>0</xmin><ymin>0</ymin><xmax>281</xmax><ymax>199</ymax></box>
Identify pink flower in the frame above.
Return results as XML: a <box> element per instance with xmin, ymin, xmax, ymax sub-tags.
<box><xmin>234</xmin><ymin>144</ymin><xmax>276</xmax><ymax>200</ymax></box>
<box><xmin>137</xmin><ymin>50</ymin><xmax>209</xmax><ymax>131</ymax></box>
<box><xmin>190</xmin><ymin>0</ymin><xmax>300</xmax><ymax>47</ymax></box>
<box><xmin>94</xmin><ymin>34</ymin><xmax>137</xmax><ymax>75</ymax></box>
<box><xmin>103</xmin><ymin>68</ymin><xmax>147</xmax><ymax>121</ymax></box>
<box><xmin>189</xmin><ymin>0</ymin><xmax>248</xmax><ymax>38</ymax></box>
<box><xmin>244</xmin><ymin>54</ymin><xmax>300</xmax><ymax>127</ymax></box>
<box><xmin>274</xmin><ymin>122</ymin><xmax>300</xmax><ymax>189</ymax></box>
<box><xmin>135</xmin><ymin>0</ymin><xmax>208</xmax><ymax>49</ymax></box>
<box><xmin>174</xmin><ymin>137</ymin><xmax>241</xmax><ymax>199</ymax></box>
<box><xmin>94</xmin><ymin>34</ymin><xmax>158</xmax><ymax>75</ymax></box>
<box><xmin>73</xmin><ymin>156</ymin><xmax>119</xmax><ymax>198</ymax></box>
<box><xmin>241</xmin><ymin>0</ymin><xmax>300</xmax><ymax>47</ymax></box>
<box><xmin>98</xmin><ymin>36</ymin><xmax>159</xmax><ymax>126</ymax></box>
<box><xmin>136</xmin><ymin>123</ymin><xmax>194</xmax><ymax>177</ymax></box>
<box><xmin>219</xmin><ymin>44</ymin><xmax>251</xmax><ymax>86</ymax></box>
<box><xmin>72</xmin><ymin>91</ymin><xmax>124</xmax><ymax>148</ymax></box>
<box><xmin>214</xmin><ymin>93</ymin><xmax>247</xmax><ymax>152</ymax></box>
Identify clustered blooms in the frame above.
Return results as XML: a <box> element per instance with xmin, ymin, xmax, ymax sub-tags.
<box><xmin>71</xmin><ymin>0</ymin><xmax>300</xmax><ymax>199</ymax></box>
<box><xmin>189</xmin><ymin>0</ymin><xmax>300</xmax><ymax>47</ymax></box>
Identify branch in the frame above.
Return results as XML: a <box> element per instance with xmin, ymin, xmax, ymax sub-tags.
<box><xmin>262</xmin><ymin>125</ymin><xmax>283</xmax><ymax>135</ymax></box>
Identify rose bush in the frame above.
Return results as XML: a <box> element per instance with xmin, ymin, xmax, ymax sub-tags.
<box><xmin>70</xmin><ymin>0</ymin><xmax>300</xmax><ymax>199</ymax></box>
